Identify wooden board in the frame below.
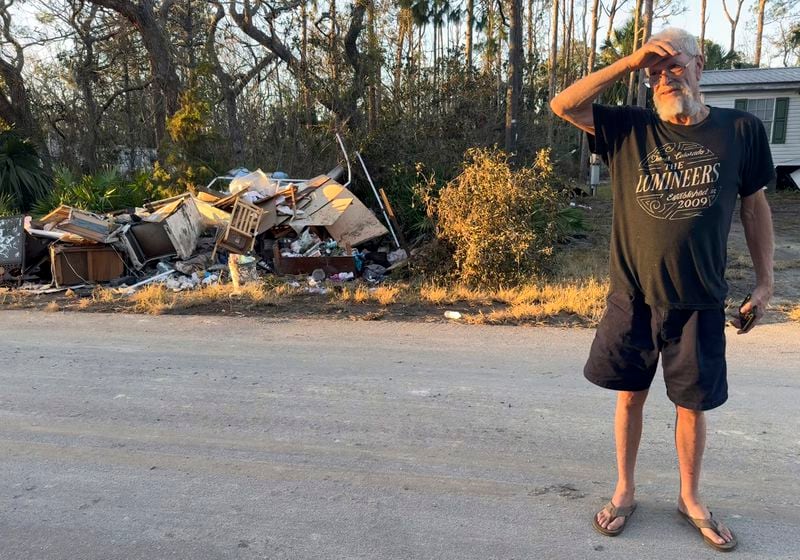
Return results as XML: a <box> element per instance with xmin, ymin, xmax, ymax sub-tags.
<box><xmin>163</xmin><ymin>197</ymin><xmax>204</xmax><ymax>259</ymax></box>
<box><xmin>325</xmin><ymin>188</ymin><xmax>389</xmax><ymax>246</ymax></box>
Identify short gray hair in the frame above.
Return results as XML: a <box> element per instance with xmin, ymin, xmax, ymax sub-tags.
<box><xmin>650</xmin><ymin>27</ymin><xmax>701</xmax><ymax>57</ymax></box>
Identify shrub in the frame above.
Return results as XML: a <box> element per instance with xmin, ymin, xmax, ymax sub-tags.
<box><xmin>0</xmin><ymin>131</ymin><xmax>51</xmax><ymax>211</ymax></box>
<box><xmin>430</xmin><ymin>147</ymin><xmax>570</xmax><ymax>287</ymax></box>
<box><xmin>0</xmin><ymin>192</ymin><xmax>17</xmax><ymax>217</ymax></box>
<box><xmin>32</xmin><ymin>167</ymin><xmax>155</xmax><ymax>216</ymax></box>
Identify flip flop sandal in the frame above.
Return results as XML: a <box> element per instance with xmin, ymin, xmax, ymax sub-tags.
<box><xmin>677</xmin><ymin>509</ymin><xmax>738</xmax><ymax>552</ymax></box>
<box><xmin>592</xmin><ymin>501</ymin><xmax>637</xmax><ymax>537</ymax></box>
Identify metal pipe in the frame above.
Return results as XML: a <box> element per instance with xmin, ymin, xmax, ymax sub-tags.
<box><xmin>355</xmin><ymin>152</ymin><xmax>401</xmax><ymax>249</ymax></box>
<box><xmin>335</xmin><ymin>133</ymin><xmax>352</xmax><ymax>188</ymax></box>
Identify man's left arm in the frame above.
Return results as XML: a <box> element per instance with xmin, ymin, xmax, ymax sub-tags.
<box><xmin>736</xmin><ymin>189</ymin><xmax>774</xmax><ymax>333</ymax></box>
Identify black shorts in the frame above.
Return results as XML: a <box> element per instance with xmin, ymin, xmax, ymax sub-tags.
<box><xmin>584</xmin><ymin>292</ymin><xmax>728</xmax><ymax>411</ymax></box>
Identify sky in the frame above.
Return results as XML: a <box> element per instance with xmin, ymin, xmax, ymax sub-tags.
<box><xmin>649</xmin><ymin>1</ymin><xmax>796</xmax><ymax>66</ymax></box>
<box><xmin>560</xmin><ymin>0</ymin><xmax>796</xmax><ymax>67</ymax></box>
<box><xmin>7</xmin><ymin>1</ymin><xmax>799</xmax><ymax>68</ymax></box>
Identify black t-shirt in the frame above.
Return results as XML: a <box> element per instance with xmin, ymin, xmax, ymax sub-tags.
<box><xmin>589</xmin><ymin>104</ymin><xmax>774</xmax><ymax>309</ymax></box>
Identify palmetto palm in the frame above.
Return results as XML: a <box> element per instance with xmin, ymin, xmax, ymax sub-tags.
<box><xmin>0</xmin><ymin>131</ymin><xmax>51</xmax><ymax>212</ymax></box>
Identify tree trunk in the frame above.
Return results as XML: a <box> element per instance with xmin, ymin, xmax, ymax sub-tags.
<box><xmin>526</xmin><ymin>0</ymin><xmax>533</xmax><ymax>71</ymax></box>
<box><xmin>330</xmin><ymin>0</ymin><xmax>338</xmax><ymax>83</ymax></box>
<box><xmin>229</xmin><ymin>0</ymin><xmax>367</xmax><ymax>130</ymax></box>
<box><xmin>87</xmin><ymin>0</ymin><xmax>181</xmax><ymax>150</ymax></box>
<box><xmin>495</xmin><ymin>15</ymin><xmax>503</xmax><ymax>114</ymax></box>
<box><xmin>0</xmin><ymin>60</ymin><xmax>51</xmax><ymax>175</ymax></box>
<box><xmin>466</xmin><ymin>0</ymin><xmax>473</xmax><ymax>69</ymax></box>
<box><xmin>626</xmin><ymin>0</ymin><xmax>642</xmax><ymax>105</ymax></box>
<box><xmin>699</xmin><ymin>0</ymin><xmax>707</xmax><ymax>60</ymax></box>
<box><xmin>605</xmin><ymin>0</ymin><xmax>618</xmax><ymax>44</ymax></box>
<box><xmin>184</xmin><ymin>0</ymin><xmax>196</xmax><ymax>84</ymax></box>
<box><xmin>755</xmin><ymin>0</ymin><xmax>767</xmax><ymax>66</ymax></box>
<box><xmin>636</xmin><ymin>0</ymin><xmax>653</xmax><ymax>107</ymax></box>
<box><xmin>579</xmin><ymin>0</ymin><xmax>600</xmax><ymax>185</ymax></box>
<box><xmin>722</xmin><ymin>0</ymin><xmax>744</xmax><ymax>60</ymax></box>
<box><xmin>564</xmin><ymin>0</ymin><xmax>574</xmax><ymax>88</ymax></box>
<box><xmin>367</xmin><ymin>0</ymin><xmax>378</xmax><ymax>131</ymax></box>
<box><xmin>484</xmin><ymin>1</ymin><xmax>494</xmax><ymax>74</ymax></box>
<box><xmin>301</xmin><ymin>1</ymin><xmax>312</xmax><ymax>125</ymax></box>
<box><xmin>123</xmin><ymin>54</ymin><xmax>136</xmax><ymax>173</ymax></box>
<box><xmin>394</xmin><ymin>8</ymin><xmax>409</xmax><ymax>95</ymax></box>
<box><xmin>433</xmin><ymin>19</ymin><xmax>439</xmax><ymax>105</ymax></box>
<box><xmin>505</xmin><ymin>0</ymin><xmax>523</xmax><ymax>154</ymax></box>
<box><xmin>547</xmin><ymin>0</ymin><xmax>559</xmax><ymax>146</ymax></box>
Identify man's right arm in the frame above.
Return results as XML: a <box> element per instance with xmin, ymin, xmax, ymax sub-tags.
<box><xmin>549</xmin><ymin>40</ymin><xmax>680</xmax><ymax>135</ymax></box>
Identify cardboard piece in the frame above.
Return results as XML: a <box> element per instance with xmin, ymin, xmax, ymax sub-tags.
<box><xmin>288</xmin><ymin>197</ymin><xmax>354</xmax><ymax>234</ymax></box>
<box><xmin>325</xmin><ymin>188</ymin><xmax>389</xmax><ymax>246</ymax></box>
<box><xmin>193</xmin><ymin>198</ymin><xmax>231</xmax><ymax>228</ymax></box>
<box><xmin>255</xmin><ymin>197</ymin><xmax>279</xmax><ymax>235</ymax></box>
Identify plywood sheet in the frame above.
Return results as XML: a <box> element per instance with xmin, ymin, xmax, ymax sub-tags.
<box><xmin>325</xmin><ymin>189</ymin><xmax>389</xmax><ymax>246</ymax></box>
<box><xmin>164</xmin><ymin>197</ymin><xmax>203</xmax><ymax>259</ymax></box>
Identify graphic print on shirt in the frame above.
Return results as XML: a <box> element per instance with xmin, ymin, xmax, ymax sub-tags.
<box><xmin>635</xmin><ymin>142</ymin><xmax>721</xmax><ymax>220</ymax></box>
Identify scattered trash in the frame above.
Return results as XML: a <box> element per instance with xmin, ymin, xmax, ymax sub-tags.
<box><xmin>0</xmin><ymin>135</ymin><xmax>409</xmax><ymax>299</ymax></box>
<box><xmin>444</xmin><ymin>311</ymin><xmax>462</xmax><ymax>320</ymax></box>
<box><xmin>328</xmin><ymin>271</ymin><xmax>355</xmax><ymax>282</ymax></box>
<box><xmin>363</xmin><ymin>264</ymin><xmax>387</xmax><ymax>283</ymax></box>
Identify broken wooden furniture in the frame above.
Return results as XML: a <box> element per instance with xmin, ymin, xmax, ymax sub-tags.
<box><xmin>213</xmin><ymin>198</ymin><xmax>263</xmax><ymax>257</ymax></box>
<box><xmin>118</xmin><ymin>197</ymin><xmax>204</xmax><ymax>269</ymax></box>
<box><xmin>50</xmin><ymin>245</ymin><xmax>125</xmax><ymax>286</ymax></box>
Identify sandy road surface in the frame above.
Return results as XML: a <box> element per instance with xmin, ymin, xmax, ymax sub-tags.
<box><xmin>1</xmin><ymin>311</ymin><xmax>799</xmax><ymax>559</ymax></box>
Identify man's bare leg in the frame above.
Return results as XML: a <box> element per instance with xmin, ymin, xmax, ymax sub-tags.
<box><xmin>674</xmin><ymin>406</ymin><xmax>734</xmax><ymax>545</ymax></box>
<box><xmin>596</xmin><ymin>389</ymin><xmax>648</xmax><ymax>531</ymax></box>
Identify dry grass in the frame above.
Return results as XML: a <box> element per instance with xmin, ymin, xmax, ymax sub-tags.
<box><xmin>372</xmin><ymin>285</ymin><xmax>401</xmax><ymax>306</ymax></box>
<box><xmin>44</xmin><ymin>301</ymin><xmax>60</xmax><ymax>312</ymax></box>
<box><xmin>465</xmin><ymin>278</ymin><xmax>608</xmax><ymax>325</ymax></box>
<box><xmin>419</xmin><ymin>283</ymin><xmax>492</xmax><ymax>305</ymax></box>
<box><xmin>92</xmin><ymin>286</ymin><xmax>117</xmax><ymax>303</ymax></box>
<box><xmin>789</xmin><ymin>305</ymin><xmax>800</xmax><ymax>323</ymax></box>
<box><xmin>130</xmin><ymin>284</ymin><xmax>174</xmax><ymax>315</ymax></box>
<box><xmin>336</xmin><ymin>285</ymin><xmax>372</xmax><ymax>304</ymax></box>
<box><xmin>419</xmin><ymin>284</ymin><xmax>448</xmax><ymax>305</ymax></box>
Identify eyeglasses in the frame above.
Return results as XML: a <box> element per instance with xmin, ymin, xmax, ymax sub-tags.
<box><xmin>644</xmin><ymin>57</ymin><xmax>695</xmax><ymax>88</ymax></box>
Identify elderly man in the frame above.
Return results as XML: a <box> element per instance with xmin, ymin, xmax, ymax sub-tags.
<box><xmin>550</xmin><ymin>28</ymin><xmax>774</xmax><ymax>552</ymax></box>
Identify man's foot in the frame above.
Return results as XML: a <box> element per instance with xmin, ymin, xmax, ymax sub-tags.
<box><xmin>677</xmin><ymin>499</ymin><xmax>736</xmax><ymax>550</ymax></box>
<box><xmin>593</xmin><ymin>491</ymin><xmax>636</xmax><ymax>536</ymax></box>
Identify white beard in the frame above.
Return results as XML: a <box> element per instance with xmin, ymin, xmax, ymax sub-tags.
<box><xmin>653</xmin><ymin>84</ymin><xmax>704</xmax><ymax>121</ymax></box>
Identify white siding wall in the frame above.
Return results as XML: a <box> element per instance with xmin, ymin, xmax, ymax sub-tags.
<box><xmin>700</xmin><ymin>90</ymin><xmax>800</xmax><ymax>166</ymax></box>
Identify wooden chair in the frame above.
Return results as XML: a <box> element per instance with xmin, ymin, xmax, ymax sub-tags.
<box><xmin>212</xmin><ymin>197</ymin><xmax>263</xmax><ymax>258</ymax></box>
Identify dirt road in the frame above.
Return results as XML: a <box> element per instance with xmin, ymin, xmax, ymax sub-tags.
<box><xmin>1</xmin><ymin>311</ymin><xmax>798</xmax><ymax>559</ymax></box>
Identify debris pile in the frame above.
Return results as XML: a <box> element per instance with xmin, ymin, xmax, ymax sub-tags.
<box><xmin>1</xmin><ymin>153</ymin><xmax>408</xmax><ymax>295</ymax></box>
